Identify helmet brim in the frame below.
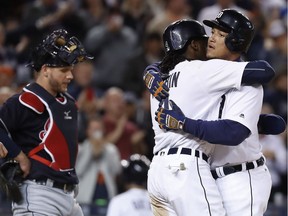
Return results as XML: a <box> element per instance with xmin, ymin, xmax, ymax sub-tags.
<box><xmin>203</xmin><ymin>20</ymin><xmax>230</xmax><ymax>33</ymax></box>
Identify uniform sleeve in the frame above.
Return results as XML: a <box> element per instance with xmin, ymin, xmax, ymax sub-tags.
<box><xmin>183</xmin><ymin>118</ymin><xmax>250</xmax><ymax>146</ymax></box>
<box><xmin>202</xmin><ymin>59</ymin><xmax>248</xmax><ymax>92</ymax></box>
<box><xmin>242</xmin><ymin>60</ymin><xmax>275</xmax><ymax>85</ymax></box>
<box><xmin>221</xmin><ymin>86</ymin><xmax>263</xmax><ymax>133</ymax></box>
<box><xmin>0</xmin><ymin>94</ymin><xmax>24</xmax><ymax>157</ymax></box>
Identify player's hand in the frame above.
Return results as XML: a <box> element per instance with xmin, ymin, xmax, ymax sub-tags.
<box><xmin>14</xmin><ymin>152</ymin><xmax>31</xmax><ymax>178</ymax></box>
<box><xmin>143</xmin><ymin>62</ymin><xmax>169</xmax><ymax>101</ymax></box>
<box><xmin>155</xmin><ymin>100</ymin><xmax>186</xmax><ymax>130</ymax></box>
<box><xmin>0</xmin><ymin>142</ymin><xmax>8</xmax><ymax>158</ymax></box>
<box><xmin>258</xmin><ymin>114</ymin><xmax>286</xmax><ymax>135</ymax></box>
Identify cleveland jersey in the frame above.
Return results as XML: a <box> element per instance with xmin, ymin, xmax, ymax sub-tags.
<box><xmin>0</xmin><ymin>82</ymin><xmax>79</xmax><ymax>184</ymax></box>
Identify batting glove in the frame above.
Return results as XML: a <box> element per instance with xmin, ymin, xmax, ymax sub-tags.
<box><xmin>143</xmin><ymin>62</ymin><xmax>169</xmax><ymax>101</ymax></box>
<box><xmin>155</xmin><ymin>100</ymin><xmax>186</xmax><ymax>130</ymax></box>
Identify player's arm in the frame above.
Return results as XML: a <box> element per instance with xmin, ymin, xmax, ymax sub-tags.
<box><xmin>156</xmin><ymin>100</ymin><xmax>249</xmax><ymax>146</ymax></box>
<box><xmin>182</xmin><ymin>118</ymin><xmax>249</xmax><ymax>146</ymax></box>
<box><xmin>155</xmin><ymin>100</ymin><xmax>285</xmax><ymax>146</ymax></box>
<box><xmin>0</xmin><ymin>95</ymin><xmax>24</xmax><ymax>158</ymax></box>
<box><xmin>241</xmin><ymin>60</ymin><xmax>275</xmax><ymax>85</ymax></box>
<box><xmin>143</xmin><ymin>60</ymin><xmax>274</xmax><ymax>101</ymax></box>
<box><xmin>0</xmin><ymin>127</ymin><xmax>21</xmax><ymax>158</ymax></box>
<box><xmin>258</xmin><ymin>114</ymin><xmax>286</xmax><ymax>135</ymax></box>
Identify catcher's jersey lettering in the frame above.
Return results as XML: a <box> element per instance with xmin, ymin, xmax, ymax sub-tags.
<box><xmin>165</xmin><ymin>71</ymin><xmax>180</xmax><ymax>88</ymax></box>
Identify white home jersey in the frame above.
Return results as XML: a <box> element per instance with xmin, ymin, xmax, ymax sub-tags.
<box><xmin>151</xmin><ymin>59</ymin><xmax>248</xmax><ymax>156</ymax></box>
<box><xmin>210</xmin><ymin>85</ymin><xmax>264</xmax><ymax>168</ymax></box>
<box><xmin>106</xmin><ymin>188</ymin><xmax>153</xmax><ymax>216</ymax></box>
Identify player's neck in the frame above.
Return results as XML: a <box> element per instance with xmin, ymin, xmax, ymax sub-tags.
<box><xmin>226</xmin><ymin>53</ymin><xmax>241</xmax><ymax>61</ymax></box>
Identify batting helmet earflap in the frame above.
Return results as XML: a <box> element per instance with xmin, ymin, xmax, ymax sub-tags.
<box><xmin>28</xmin><ymin>29</ymin><xmax>93</xmax><ymax>71</ymax></box>
<box><xmin>163</xmin><ymin>19</ymin><xmax>208</xmax><ymax>53</ymax></box>
<box><xmin>121</xmin><ymin>154</ymin><xmax>150</xmax><ymax>185</ymax></box>
<box><xmin>203</xmin><ymin>9</ymin><xmax>254</xmax><ymax>53</ymax></box>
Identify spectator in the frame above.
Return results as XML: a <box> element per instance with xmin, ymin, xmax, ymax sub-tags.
<box><xmin>265</xmin><ymin>19</ymin><xmax>287</xmax><ymax>74</ymax></box>
<box><xmin>0</xmin><ymin>86</ymin><xmax>16</xmax><ymax>107</ymax></box>
<box><xmin>7</xmin><ymin>0</ymin><xmax>77</xmax><ymax>54</ymax></box>
<box><xmin>260</xmin><ymin>104</ymin><xmax>287</xmax><ymax>203</ymax></box>
<box><xmin>68</xmin><ymin>60</ymin><xmax>101</xmax><ymax>142</ymax></box>
<box><xmin>76</xmin><ymin>0</ymin><xmax>108</xmax><ymax>34</ymax></box>
<box><xmin>135</xmin><ymin>89</ymin><xmax>155</xmax><ymax>161</ymax></box>
<box><xmin>121</xmin><ymin>0</ymin><xmax>154</xmax><ymax>43</ymax></box>
<box><xmin>146</xmin><ymin>0</ymin><xmax>166</xmax><ymax>16</ymax></box>
<box><xmin>0</xmin><ymin>23</ymin><xmax>17</xmax><ymax>69</ymax></box>
<box><xmin>264</xmin><ymin>72</ymin><xmax>287</xmax><ymax>123</ymax></box>
<box><xmin>122</xmin><ymin>31</ymin><xmax>164</xmax><ymax>97</ymax></box>
<box><xmin>197</xmin><ymin>0</ymin><xmax>248</xmax><ymax>34</ymax></box>
<box><xmin>0</xmin><ymin>65</ymin><xmax>15</xmax><ymax>88</ymax></box>
<box><xmin>84</xmin><ymin>6</ymin><xmax>138</xmax><ymax>93</ymax></box>
<box><xmin>76</xmin><ymin>116</ymin><xmax>121</xmax><ymax>216</ymax></box>
<box><xmin>102</xmin><ymin>87</ymin><xmax>146</xmax><ymax>160</ymax></box>
<box><xmin>146</xmin><ymin>0</ymin><xmax>191</xmax><ymax>35</ymax></box>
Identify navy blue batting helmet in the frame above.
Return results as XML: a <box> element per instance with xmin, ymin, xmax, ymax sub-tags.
<box><xmin>203</xmin><ymin>9</ymin><xmax>254</xmax><ymax>53</ymax></box>
<box><xmin>121</xmin><ymin>154</ymin><xmax>150</xmax><ymax>185</ymax></box>
<box><xmin>163</xmin><ymin>19</ymin><xmax>208</xmax><ymax>53</ymax></box>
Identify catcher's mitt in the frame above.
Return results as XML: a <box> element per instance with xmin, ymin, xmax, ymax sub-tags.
<box><xmin>0</xmin><ymin>160</ymin><xmax>23</xmax><ymax>203</ymax></box>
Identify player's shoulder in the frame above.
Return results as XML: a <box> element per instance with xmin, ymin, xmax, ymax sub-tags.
<box><xmin>238</xmin><ymin>85</ymin><xmax>263</xmax><ymax>94</ymax></box>
<box><xmin>63</xmin><ymin>92</ymin><xmax>76</xmax><ymax>102</ymax></box>
<box><xmin>0</xmin><ymin>92</ymin><xmax>29</xmax><ymax>116</ymax></box>
<box><xmin>19</xmin><ymin>91</ymin><xmax>45</xmax><ymax>114</ymax></box>
<box><xmin>110</xmin><ymin>191</ymin><xmax>132</xmax><ymax>204</ymax></box>
<box><xmin>2</xmin><ymin>92</ymin><xmax>21</xmax><ymax>107</ymax></box>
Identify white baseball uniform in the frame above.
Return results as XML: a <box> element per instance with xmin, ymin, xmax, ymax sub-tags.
<box><xmin>148</xmin><ymin>59</ymin><xmax>248</xmax><ymax>216</ymax></box>
<box><xmin>209</xmin><ymin>85</ymin><xmax>272</xmax><ymax>216</ymax></box>
<box><xmin>106</xmin><ymin>188</ymin><xmax>153</xmax><ymax>216</ymax></box>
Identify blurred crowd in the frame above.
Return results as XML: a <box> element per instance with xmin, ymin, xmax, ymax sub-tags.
<box><xmin>0</xmin><ymin>0</ymin><xmax>286</xmax><ymax>215</ymax></box>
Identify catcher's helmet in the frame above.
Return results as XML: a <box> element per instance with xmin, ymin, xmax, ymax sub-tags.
<box><xmin>203</xmin><ymin>9</ymin><xmax>254</xmax><ymax>53</ymax></box>
<box><xmin>163</xmin><ymin>19</ymin><xmax>208</xmax><ymax>53</ymax></box>
<box><xmin>28</xmin><ymin>29</ymin><xmax>93</xmax><ymax>71</ymax></box>
<box><xmin>121</xmin><ymin>154</ymin><xmax>150</xmax><ymax>185</ymax></box>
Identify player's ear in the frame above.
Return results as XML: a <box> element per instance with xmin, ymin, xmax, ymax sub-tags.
<box><xmin>41</xmin><ymin>65</ymin><xmax>49</xmax><ymax>77</ymax></box>
<box><xmin>190</xmin><ymin>40</ymin><xmax>199</xmax><ymax>51</ymax></box>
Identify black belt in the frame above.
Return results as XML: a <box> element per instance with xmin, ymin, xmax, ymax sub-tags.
<box><xmin>155</xmin><ymin>147</ymin><xmax>208</xmax><ymax>162</ymax></box>
<box><xmin>211</xmin><ymin>156</ymin><xmax>265</xmax><ymax>179</ymax></box>
<box><xmin>32</xmin><ymin>178</ymin><xmax>76</xmax><ymax>193</ymax></box>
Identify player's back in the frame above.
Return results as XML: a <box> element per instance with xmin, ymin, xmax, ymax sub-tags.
<box><xmin>106</xmin><ymin>188</ymin><xmax>153</xmax><ymax>216</ymax></box>
<box><xmin>151</xmin><ymin>59</ymin><xmax>248</xmax><ymax>155</ymax></box>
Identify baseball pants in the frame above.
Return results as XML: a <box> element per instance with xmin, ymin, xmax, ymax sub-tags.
<box><xmin>148</xmin><ymin>150</ymin><xmax>226</xmax><ymax>216</ymax></box>
<box><xmin>216</xmin><ymin>164</ymin><xmax>272</xmax><ymax>216</ymax></box>
<box><xmin>12</xmin><ymin>180</ymin><xmax>83</xmax><ymax>216</ymax></box>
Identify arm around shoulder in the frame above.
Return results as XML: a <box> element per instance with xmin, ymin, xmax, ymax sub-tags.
<box><xmin>242</xmin><ymin>60</ymin><xmax>275</xmax><ymax>85</ymax></box>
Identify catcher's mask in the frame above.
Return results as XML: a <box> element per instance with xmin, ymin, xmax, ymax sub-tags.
<box><xmin>28</xmin><ymin>29</ymin><xmax>93</xmax><ymax>71</ymax></box>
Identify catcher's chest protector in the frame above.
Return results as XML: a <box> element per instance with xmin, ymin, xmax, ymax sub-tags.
<box><xmin>19</xmin><ymin>83</ymin><xmax>78</xmax><ymax>171</ymax></box>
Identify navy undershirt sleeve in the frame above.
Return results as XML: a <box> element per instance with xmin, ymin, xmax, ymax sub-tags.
<box><xmin>241</xmin><ymin>60</ymin><xmax>275</xmax><ymax>85</ymax></box>
<box><xmin>183</xmin><ymin>118</ymin><xmax>250</xmax><ymax>146</ymax></box>
<box><xmin>0</xmin><ymin>127</ymin><xmax>21</xmax><ymax>158</ymax></box>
